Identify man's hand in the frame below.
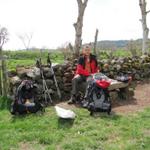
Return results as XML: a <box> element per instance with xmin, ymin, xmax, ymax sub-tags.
<box><xmin>97</xmin><ymin>69</ymin><xmax>100</xmax><ymax>73</ymax></box>
<box><xmin>74</xmin><ymin>74</ymin><xmax>80</xmax><ymax>79</ymax></box>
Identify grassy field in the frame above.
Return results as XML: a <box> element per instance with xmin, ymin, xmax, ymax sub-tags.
<box><xmin>0</xmin><ymin>97</ymin><xmax>150</xmax><ymax>150</ymax></box>
<box><xmin>3</xmin><ymin>50</ymin><xmax>64</xmax><ymax>70</ymax></box>
<box><xmin>3</xmin><ymin>49</ymin><xmax>132</xmax><ymax>70</ymax></box>
<box><xmin>1</xmin><ymin>49</ymin><xmax>149</xmax><ymax>150</ymax></box>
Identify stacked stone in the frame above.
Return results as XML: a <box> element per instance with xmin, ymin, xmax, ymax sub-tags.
<box><xmin>9</xmin><ymin>55</ymin><xmax>150</xmax><ymax>102</ymax></box>
<box><xmin>9</xmin><ymin>61</ymin><xmax>76</xmax><ymax>101</ymax></box>
<box><xmin>100</xmin><ymin>55</ymin><xmax>150</xmax><ymax>80</ymax></box>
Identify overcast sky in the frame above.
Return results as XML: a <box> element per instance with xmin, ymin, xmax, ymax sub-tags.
<box><xmin>0</xmin><ymin>0</ymin><xmax>150</xmax><ymax>50</ymax></box>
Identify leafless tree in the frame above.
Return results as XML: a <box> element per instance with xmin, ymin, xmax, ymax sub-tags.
<box><xmin>58</xmin><ymin>42</ymin><xmax>74</xmax><ymax>60</ymax></box>
<box><xmin>93</xmin><ymin>29</ymin><xmax>99</xmax><ymax>56</ymax></box>
<box><xmin>17</xmin><ymin>32</ymin><xmax>33</xmax><ymax>50</ymax></box>
<box><xmin>74</xmin><ymin>0</ymin><xmax>88</xmax><ymax>57</ymax></box>
<box><xmin>139</xmin><ymin>0</ymin><xmax>150</xmax><ymax>54</ymax></box>
<box><xmin>0</xmin><ymin>26</ymin><xmax>9</xmax><ymax>51</ymax></box>
<box><xmin>0</xmin><ymin>26</ymin><xmax>9</xmax><ymax>60</ymax></box>
<box><xmin>68</xmin><ymin>43</ymin><xmax>74</xmax><ymax>53</ymax></box>
<box><xmin>0</xmin><ymin>26</ymin><xmax>9</xmax><ymax>96</ymax></box>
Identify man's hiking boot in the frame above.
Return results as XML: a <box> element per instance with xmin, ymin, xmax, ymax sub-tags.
<box><xmin>81</xmin><ymin>97</ymin><xmax>89</xmax><ymax>108</ymax></box>
<box><xmin>68</xmin><ymin>95</ymin><xmax>76</xmax><ymax>104</ymax></box>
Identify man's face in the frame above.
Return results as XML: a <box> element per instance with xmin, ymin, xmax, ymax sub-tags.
<box><xmin>82</xmin><ymin>47</ymin><xmax>91</xmax><ymax>56</ymax></box>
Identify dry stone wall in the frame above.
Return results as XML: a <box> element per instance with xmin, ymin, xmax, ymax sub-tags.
<box><xmin>100</xmin><ymin>55</ymin><xmax>150</xmax><ymax>80</ymax></box>
<box><xmin>9</xmin><ymin>55</ymin><xmax>150</xmax><ymax>101</ymax></box>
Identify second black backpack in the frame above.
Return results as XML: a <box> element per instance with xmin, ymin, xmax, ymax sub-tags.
<box><xmin>86</xmin><ymin>81</ymin><xmax>111</xmax><ymax>115</ymax></box>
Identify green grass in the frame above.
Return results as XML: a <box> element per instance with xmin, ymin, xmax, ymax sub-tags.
<box><xmin>0</xmin><ymin>97</ymin><xmax>150</xmax><ymax>150</ymax></box>
<box><xmin>98</xmin><ymin>49</ymin><xmax>131</xmax><ymax>60</ymax></box>
<box><xmin>7</xmin><ymin>59</ymin><xmax>35</xmax><ymax>70</ymax></box>
<box><xmin>3</xmin><ymin>49</ymin><xmax>134</xmax><ymax>70</ymax></box>
<box><xmin>3</xmin><ymin>50</ymin><xmax>63</xmax><ymax>60</ymax></box>
<box><xmin>3</xmin><ymin>50</ymin><xmax>64</xmax><ymax>70</ymax></box>
<box><xmin>112</xmin><ymin>49</ymin><xmax>131</xmax><ymax>57</ymax></box>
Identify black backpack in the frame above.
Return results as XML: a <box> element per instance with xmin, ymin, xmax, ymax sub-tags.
<box><xmin>85</xmin><ymin>80</ymin><xmax>111</xmax><ymax>115</ymax></box>
<box><xmin>10</xmin><ymin>80</ymin><xmax>44</xmax><ymax>115</ymax></box>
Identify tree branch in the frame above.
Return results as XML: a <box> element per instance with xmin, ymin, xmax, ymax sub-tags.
<box><xmin>146</xmin><ymin>10</ymin><xmax>150</xmax><ymax>14</ymax></box>
<box><xmin>139</xmin><ymin>19</ymin><xmax>143</xmax><ymax>22</ymax></box>
<box><xmin>0</xmin><ymin>27</ymin><xmax>8</xmax><ymax>49</ymax></box>
<box><xmin>26</xmin><ymin>33</ymin><xmax>33</xmax><ymax>49</ymax></box>
<box><xmin>77</xmin><ymin>0</ymin><xmax>82</xmax><ymax>7</ymax></box>
<box><xmin>1</xmin><ymin>40</ymin><xmax>5</xmax><ymax>48</ymax></box>
<box><xmin>77</xmin><ymin>0</ymin><xmax>88</xmax><ymax>8</ymax></box>
<box><xmin>73</xmin><ymin>23</ymin><xmax>77</xmax><ymax>30</ymax></box>
<box><xmin>139</xmin><ymin>0</ymin><xmax>142</xmax><ymax>6</ymax></box>
<box><xmin>18</xmin><ymin>35</ymin><xmax>28</xmax><ymax>49</ymax></box>
<box><xmin>83</xmin><ymin>0</ymin><xmax>88</xmax><ymax>5</ymax></box>
<box><xmin>0</xmin><ymin>36</ymin><xmax>2</xmax><ymax>46</ymax></box>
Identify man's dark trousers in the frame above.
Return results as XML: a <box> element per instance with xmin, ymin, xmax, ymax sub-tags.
<box><xmin>71</xmin><ymin>75</ymin><xmax>92</xmax><ymax>97</ymax></box>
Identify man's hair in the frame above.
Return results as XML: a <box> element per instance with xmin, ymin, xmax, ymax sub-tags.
<box><xmin>82</xmin><ymin>44</ymin><xmax>91</xmax><ymax>50</ymax></box>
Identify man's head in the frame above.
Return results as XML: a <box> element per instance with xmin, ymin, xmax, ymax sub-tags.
<box><xmin>82</xmin><ymin>45</ymin><xmax>91</xmax><ymax>57</ymax></box>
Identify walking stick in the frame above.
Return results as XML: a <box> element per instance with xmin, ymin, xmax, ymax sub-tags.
<box><xmin>47</xmin><ymin>53</ymin><xmax>62</xmax><ymax>100</ymax></box>
<box><xmin>36</xmin><ymin>58</ymin><xmax>53</xmax><ymax>104</ymax></box>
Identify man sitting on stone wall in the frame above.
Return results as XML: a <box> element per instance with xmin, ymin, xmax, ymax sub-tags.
<box><xmin>68</xmin><ymin>45</ymin><xmax>99</xmax><ymax>104</ymax></box>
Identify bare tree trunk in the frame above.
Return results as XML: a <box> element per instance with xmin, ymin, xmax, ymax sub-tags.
<box><xmin>0</xmin><ymin>26</ymin><xmax>8</xmax><ymax>96</ymax></box>
<box><xmin>68</xmin><ymin>43</ymin><xmax>74</xmax><ymax>53</ymax></box>
<box><xmin>0</xmin><ymin>48</ymin><xmax>8</xmax><ymax>96</ymax></box>
<box><xmin>74</xmin><ymin>0</ymin><xmax>88</xmax><ymax>57</ymax></box>
<box><xmin>93</xmin><ymin>29</ymin><xmax>99</xmax><ymax>56</ymax></box>
<box><xmin>0</xmin><ymin>48</ymin><xmax>2</xmax><ymax>95</ymax></box>
<box><xmin>0</xmin><ymin>63</ymin><xmax>2</xmax><ymax>95</ymax></box>
<box><xmin>2</xmin><ymin>59</ymin><xmax>8</xmax><ymax>97</ymax></box>
<box><xmin>139</xmin><ymin>0</ymin><xmax>150</xmax><ymax>54</ymax></box>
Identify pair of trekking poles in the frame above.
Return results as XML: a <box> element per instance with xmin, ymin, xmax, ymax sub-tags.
<box><xmin>36</xmin><ymin>53</ymin><xmax>61</xmax><ymax>105</ymax></box>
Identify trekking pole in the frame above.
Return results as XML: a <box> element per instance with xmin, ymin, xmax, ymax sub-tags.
<box><xmin>36</xmin><ymin>58</ymin><xmax>53</xmax><ymax>104</ymax></box>
<box><xmin>47</xmin><ymin>53</ymin><xmax>62</xmax><ymax>100</ymax></box>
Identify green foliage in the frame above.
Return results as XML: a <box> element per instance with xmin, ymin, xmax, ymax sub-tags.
<box><xmin>97</xmin><ymin>49</ymin><xmax>131</xmax><ymax>60</ymax></box>
<box><xmin>113</xmin><ymin>49</ymin><xmax>131</xmax><ymax>57</ymax></box>
<box><xmin>2</xmin><ymin>49</ymin><xmax>146</xmax><ymax>70</ymax></box>
<box><xmin>0</xmin><ymin>102</ymin><xmax>150</xmax><ymax>150</ymax></box>
<box><xmin>3</xmin><ymin>50</ymin><xmax>64</xmax><ymax>70</ymax></box>
<box><xmin>7</xmin><ymin>59</ymin><xmax>35</xmax><ymax>70</ymax></box>
<box><xmin>4</xmin><ymin>50</ymin><xmax>63</xmax><ymax>60</ymax></box>
<box><xmin>0</xmin><ymin>96</ymin><xmax>11</xmax><ymax>110</ymax></box>
<box><xmin>98</xmin><ymin>51</ymin><xmax>110</xmax><ymax>59</ymax></box>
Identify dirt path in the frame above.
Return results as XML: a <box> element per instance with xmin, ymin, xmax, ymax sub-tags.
<box><xmin>112</xmin><ymin>81</ymin><xmax>150</xmax><ymax>114</ymax></box>
<box><xmin>57</xmin><ymin>81</ymin><xmax>150</xmax><ymax>115</ymax></box>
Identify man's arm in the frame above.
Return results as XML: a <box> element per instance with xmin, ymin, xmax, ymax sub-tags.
<box><xmin>76</xmin><ymin>64</ymin><xmax>90</xmax><ymax>76</ymax></box>
<box><xmin>75</xmin><ymin>57</ymin><xmax>90</xmax><ymax>76</ymax></box>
